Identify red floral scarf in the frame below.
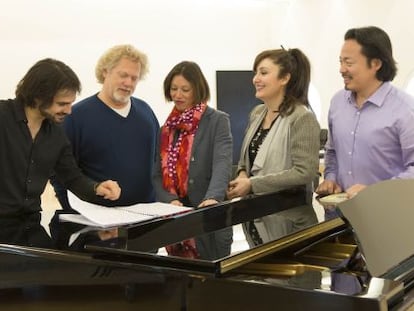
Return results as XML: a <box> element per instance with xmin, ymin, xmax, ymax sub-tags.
<box><xmin>160</xmin><ymin>103</ymin><xmax>207</xmax><ymax>198</ymax></box>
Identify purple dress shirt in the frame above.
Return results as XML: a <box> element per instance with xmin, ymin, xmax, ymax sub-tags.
<box><xmin>324</xmin><ymin>82</ymin><xmax>414</xmax><ymax>190</ymax></box>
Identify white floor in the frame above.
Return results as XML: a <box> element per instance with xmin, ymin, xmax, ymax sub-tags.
<box><xmin>40</xmin><ymin>182</ymin><xmax>62</xmax><ymax>232</ymax></box>
<box><xmin>40</xmin><ymin>182</ymin><xmax>325</xmax><ymax>254</ymax></box>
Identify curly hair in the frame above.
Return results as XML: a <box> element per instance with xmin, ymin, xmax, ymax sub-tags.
<box><xmin>95</xmin><ymin>44</ymin><xmax>149</xmax><ymax>83</ymax></box>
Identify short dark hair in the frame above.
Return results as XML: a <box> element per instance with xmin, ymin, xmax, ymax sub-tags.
<box><xmin>344</xmin><ymin>26</ymin><xmax>397</xmax><ymax>81</ymax></box>
<box><xmin>163</xmin><ymin>61</ymin><xmax>210</xmax><ymax>104</ymax></box>
<box><xmin>15</xmin><ymin>58</ymin><xmax>81</xmax><ymax>108</ymax></box>
<box><xmin>253</xmin><ymin>48</ymin><xmax>311</xmax><ymax>116</ymax></box>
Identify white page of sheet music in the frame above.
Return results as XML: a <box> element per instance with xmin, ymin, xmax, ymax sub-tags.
<box><xmin>59</xmin><ymin>213</ymin><xmax>103</xmax><ymax>227</ymax></box>
<box><xmin>65</xmin><ymin>191</ymin><xmax>192</xmax><ymax>227</ymax></box>
<box><xmin>119</xmin><ymin>202</ymin><xmax>192</xmax><ymax>216</ymax></box>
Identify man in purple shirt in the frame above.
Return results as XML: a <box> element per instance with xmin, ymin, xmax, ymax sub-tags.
<box><xmin>316</xmin><ymin>26</ymin><xmax>414</xmax><ymax>215</ymax></box>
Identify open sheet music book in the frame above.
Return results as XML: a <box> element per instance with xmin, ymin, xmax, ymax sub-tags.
<box><xmin>59</xmin><ymin>192</ymin><xmax>193</xmax><ymax>228</ymax></box>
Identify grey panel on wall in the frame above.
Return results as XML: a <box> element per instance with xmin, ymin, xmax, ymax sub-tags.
<box><xmin>216</xmin><ymin>70</ymin><xmax>261</xmax><ymax>164</ymax></box>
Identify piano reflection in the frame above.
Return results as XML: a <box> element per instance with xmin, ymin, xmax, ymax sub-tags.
<box><xmin>0</xmin><ymin>182</ymin><xmax>414</xmax><ymax>310</ymax></box>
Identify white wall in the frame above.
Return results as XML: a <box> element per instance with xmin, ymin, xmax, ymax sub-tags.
<box><xmin>1</xmin><ymin>0</ymin><xmax>414</xmax><ymax>127</ymax></box>
<box><xmin>271</xmin><ymin>0</ymin><xmax>414</xmax><ymax>126</ymax></box>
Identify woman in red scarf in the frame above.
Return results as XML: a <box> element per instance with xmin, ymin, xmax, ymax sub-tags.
<box><xmin>153</xmin><ymin>61</ymin><xmax>233</xmax><ymax>260</ymax></box>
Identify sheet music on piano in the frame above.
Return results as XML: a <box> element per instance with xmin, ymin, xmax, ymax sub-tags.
<box><xmin>59</xmin><ymin>192</ymin><xmax>193</xmax><ymax>228</ymax></box>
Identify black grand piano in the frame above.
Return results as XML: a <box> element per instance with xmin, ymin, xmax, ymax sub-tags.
<box><xmin>1</xmin><ymin>181</ymin><xmax>414</xmax><ymax>310</ymax></box>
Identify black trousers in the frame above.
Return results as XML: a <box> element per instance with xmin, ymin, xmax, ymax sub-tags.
<box><xmin>0</xmin><ymin>212</ymin><xmax>53</xmax><ymax>248</ymax></box>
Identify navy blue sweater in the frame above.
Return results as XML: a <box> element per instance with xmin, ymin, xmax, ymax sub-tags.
<box><xmin>52</xmin><ymin>94</ymin><xmax>159</xmax><ymax>208</ymax></box>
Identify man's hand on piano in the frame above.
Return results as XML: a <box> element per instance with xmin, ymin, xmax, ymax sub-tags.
<box><xmin>315</xmin><ymin>179</ymin><xmax>342</xmax><ymax>196</ymax></box>
<box><xmin>95</xmin><ymin>180</ymin><xmax>121</xmax><ymax>200</ymax></box>
<box><xmin>345</xmin><ymin>184</ymin><xmax>366</xmax><ymax>198</ymax></box>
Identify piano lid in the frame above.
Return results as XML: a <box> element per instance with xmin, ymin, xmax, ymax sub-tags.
<box><xmin>338</xmin><ymin>179</ymin><xmax>414</xmax><ymax>278</ymax></box>
<box><xmin>118</xmin><ymin>187</ymin><xmax>308</xmax><ymax>252</ymax></box>
<box><xmin>84</xmin><ymin>187</ymin><xmax>319</xmax><ymax>275</ymax></box>
<box><xmin>86</xmin><ymin>217</ymin><xmax>348</xmax><ymax>276</ymax></box>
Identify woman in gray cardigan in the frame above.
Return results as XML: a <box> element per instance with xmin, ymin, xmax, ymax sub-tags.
<box><xmin>227</xmin><ymin>48</ymin><xmax>320</xmax><ymax>246</ymax></box>
<box><xmin>153</xmin><ymin>61</ymin><xmax>233</xmax><ymax>260</ymax></box>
